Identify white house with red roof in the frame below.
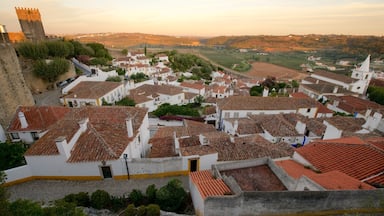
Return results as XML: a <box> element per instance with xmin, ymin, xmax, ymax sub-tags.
<box><xmin>179</xmin><ymin>81</ymin><xmax>206</xmax><ymax>96</ymax></box>
<box><xmin>7</xmin><ymin>106</ymin><xmax>71</xmax><ymax>144</ymax></box>
<box><xmin>9</xmin><ymin>106</ymin><xmax>150</xmax><ymax>181</ymax></box>
<box><xmin>61</xmin><ymin>81</ymin><xmax>126</xmax><ymax>107</ymax></box>
<box><xmin>216</xmin><ymin>96</ymin><xmax>319</xmax><ymax>129</ymax></box>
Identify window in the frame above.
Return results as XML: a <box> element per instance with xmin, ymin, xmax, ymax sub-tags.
<box><xmin>224</xmin><ymin>112</ymin><xmax>230</xmax><ymax>118</ymax></box>
<box><xmin>307</xmin><ymin>108</ymin><xmax>311</xmax><ymax>113</ymax></box>
<box><xmin>234</xmin><ymin>112</ymin><xmax>239</xmax><ymax>118</ymax></box>
<box><xmin>11</xmin><ymin>133</ymin><xmax>20</xmax><ymax>140</ymax></box>
<box><xmin>31</xmin><ymin>132</ymin><xmax>39</xmax><ymax>140</ymax></box>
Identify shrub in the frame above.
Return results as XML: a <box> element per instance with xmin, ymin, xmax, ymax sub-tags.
<box><xmin>156</xmin><ymin>179</ymin><xmax>187</xmax><ymax>212</ymax></box>
<box><xmin>137</xmin><ymin>205</ymin><xmax>146</xmax><ymax>216</ymax></box>
<box><xmin>145</xmin><ymin>184</ymin><xmax>157</xmax><ymax>204</ymax></box>
<box><xmin>106</xmin><ymin>76</ymin><xmax>122</xmax><ymax>82</ymax></box>
<box><xmin>129</xmin><ymin>189</ymin><xmax>144</xmax><ymax>207</ymax></box>
<box><xmin>146</xmin><ymin>204</ymin><xmax>160</xmax><ymax>216</ymax></box>
<box><xmin>125</xmin><ymin>204</ymin><xmax>137</xmax><ymax>216</ymax></box>
<box><xmin>90</xmin><ymin>190</ymin><xmax>111</xmax><ymax>209</ymax></box>
<box><xmin>109</xmin><ymin>196</ymin><xmax>128</xmax><ymax>212</ymax></box>
<box><xmin>9</xmin><ymin>199</ymin><xmax>44</xmax><ymax>216</ymax></box>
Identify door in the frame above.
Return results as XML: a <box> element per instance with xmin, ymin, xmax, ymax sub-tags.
<box><xmin>189</xmin><ymin>159</ymin><xmax>198</xmax><ymax>172</ymax></box>
<box><xmin>101</xmin><ymin>166</ymin><xmax>112</xmax><ymax>178</ymax></box>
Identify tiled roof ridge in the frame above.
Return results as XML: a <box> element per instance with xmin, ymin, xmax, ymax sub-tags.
<box><xmin>87</xmin><ymin>123</ymin><xmax>118</xmax><ymax>158</ymax></box>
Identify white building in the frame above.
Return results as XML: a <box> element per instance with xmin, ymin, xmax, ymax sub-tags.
<box><xmin>22</xmin><ymin>106</ymin><xmax>150</xmax><ymax>180</ymax></box>
<box><xmin>216</xmin><ymin>96</ymin><xmax>318</xmax><ymax>129</ymax></box>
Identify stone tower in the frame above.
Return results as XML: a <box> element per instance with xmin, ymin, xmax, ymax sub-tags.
<box><xmin>0</xmin><ymin>43</ymin><xmax>35</xmax><ymax>131</ymax></box>
<box><xmin>15</xmin><ymin>7</ymin><xmax>46</xmax><ymax>41</ymax></box>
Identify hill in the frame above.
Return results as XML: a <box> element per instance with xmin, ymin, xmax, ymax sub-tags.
<box><xmin>64</xmin><ymin>33</ymin><xmax>384</xmax><ymax>56</ymax></box>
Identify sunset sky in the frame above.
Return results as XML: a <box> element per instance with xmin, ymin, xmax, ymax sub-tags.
<box><xmin>1</xmin><ymin>0</ymin><xmax>383</xmax><ymax>36</ymax></box>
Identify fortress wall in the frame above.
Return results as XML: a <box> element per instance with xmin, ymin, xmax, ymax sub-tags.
<box><xmin>0</xmin><ymin>44</ymin><xmax>34</xmax><ymax>128</ymax></box>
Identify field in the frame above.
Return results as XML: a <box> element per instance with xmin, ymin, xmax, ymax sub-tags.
<box><xmin>245</xmin><ymin>62</ymin><xmax>307</xmax><ymax>80</ymax></box>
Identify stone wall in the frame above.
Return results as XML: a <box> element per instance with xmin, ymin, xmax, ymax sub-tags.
<box><xmin>0</xmin><ymin>44</ymin><xmax>34</xmax><ymax>128</ymax></box>
<box><xmin>204</xmin><ymin>189</ymin><xmax>384</xmax><ymax>216</ymax></box>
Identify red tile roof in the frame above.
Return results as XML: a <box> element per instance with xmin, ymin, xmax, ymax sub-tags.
<box><xmin>180</xmin><ymin>82</ymin><xmax>205</xmax><ymax>90</ymax></box>
<box><xmin>190</xmin><ymin>170</ymin><xmax>232</xmax><ymax>200</ymax></box>
<box><xmin>275</xmin><ymin>159</ymin><xmax>375</xmax><ymax>190</ymax></box>
<box><xmin>7</xmin><ymin>106</ymin><xmax>71</xmax><ymax>132</ymax></box>
<box><xmin>290</xmin><ymin>92</ymin><xmax>310</xmax><ymax>98</ymax></box>
<box><xmin>295</xmin><ymin>137</ymin><xmax>384</xmax><ymax>186</ymax></box>
<box><xmin>217</xmin><ymin>96</ymin><xmax>318</xmax><ymax>111</ymax></box>
<box><xmin>64</xmin><ymin>81</ymin><xmax>122</xmax><ymax>99</ymax></box>
<box><xmin>25</xmin><ymin>106</ymin><xmax>148</xmax><ymax>162</ymax></box>
<box><xmin>312</xmin><ymin>70</ymin><xmax>356</xmax><ymax>84</ymax></box>
<box><xmin>332</xmin><ymin>96</ymin><xmax>384</xmax><ymax>114</ymax></box>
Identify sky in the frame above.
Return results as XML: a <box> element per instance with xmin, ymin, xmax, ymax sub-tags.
<box><xmin>1</xmin><ymin>0</ymin><xmax>384</xmax><ymax>37</ymax></box>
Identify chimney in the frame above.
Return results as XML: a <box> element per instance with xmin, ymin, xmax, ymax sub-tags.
<box><xmin>233</xmin><ymin>120</ymin><xmax>239</xmax><ymax>133</ymax></box>
<box><xmin>18</xmin><ymin>111</ymin><xmax>28</xmax><ymax>128</ymax></box>
<box><xmin>78</xmin><ymin>118</ymin><xmax>88</xmax><ymax>132</ymax></box>
<box><xmin>55</xmin><ymin>136</ymin><xmax>70</xmax><ymax>158</ymax></box>
<box><xmin>315</xmin><ymin>80</ymin><xmax>319</xmax><ymax>84</ymax></box>
<box><xmin>126</xmin><ymin>118</ymin><xmax>134</xmax><ymax>137</ymax></box>
<box><xmin>333</xmin><ymin>86</ymin><xmax>338</xmax><ymax>93</ymax></box>
<box><xmin>262</xmin><ymin>87</ymin><xmax>269</xmax><ymax>97</ymax></box>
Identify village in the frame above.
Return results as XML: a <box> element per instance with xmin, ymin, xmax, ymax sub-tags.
<box><xmin>1</xmin><ymin>6</ymin><xmax>384</xmax><ymax>216</ymax></box>
<box><xmin>1</xmin><ymin>46</ymin><xmax>384</xmax><ymax>215</ymax></box>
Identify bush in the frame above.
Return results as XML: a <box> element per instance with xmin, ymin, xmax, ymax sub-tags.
<box><xmin>44</xmin><ymin>200</ymin><xmax>85</xmax><ymax>216</ymax></box>
<box><xmin>0</xmin><ymin>142</ymin><xmax>27</xmax><ymax>171</ymax></box>
<box><xmin>106</xmin><ymin>76</ymin><xmax>122</xmax><ymax>82</ymax></box>
<box><xmin>115</xmin><ymin>97</ymin><xmax>136</xmax><ymax>106</ymax></box>
<box><xmin>9</xmin><ymin>199</ymin><xmax>44</xmax><ymax>216</ymax></box>
<box><xmin>109</xmin><ymin>196</ymin><xmax>128</xmax><ymax>212</ymax></box>
<box><xmin>125</xmin><ymin>204</ymin><xmax>137</xmax><ymax>216</ymax></box>
<box><xmin>146</xmin><ymin>204</ymin><xmax>160</xmax><ymax>216</ymax></box>
<box><xmin>145</xmin><ymin>184</ymin><xmax>157</xmax><ymax>204</ymax></box>
<box><xmin>129</xmin><ymin>189</ymin><xmax>144</xmax><ymax>207</ymax></box>
<box><xmin>90</xmin><ymin>190</ymin><xmax>111</xmax><ymax>209</ymax></box>
<box><xmin>156</xmin><ymin>179</ymin><xmax>187</xmax><ymax>212</ymax></box>
<box><xmin>64</xmin><ymin>192</ymin><xmax>90</xmax><ymax>207</ymax></box>
<box><xmin>137</xmin><ymin>205</ymin><xmax>146</xmax><ymax>216</ymax></box>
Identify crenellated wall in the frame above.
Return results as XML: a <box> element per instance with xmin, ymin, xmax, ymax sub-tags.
<box><xmin>15</xmin><ymin>7</ymin><xmax>45</xmax><ymax>41</ymax></box>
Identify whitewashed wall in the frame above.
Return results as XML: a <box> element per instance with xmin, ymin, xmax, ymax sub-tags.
<box><xmin>4</xmin><ymin>165</ymin><xmax>32</xmax><ymax>183</ymax></box>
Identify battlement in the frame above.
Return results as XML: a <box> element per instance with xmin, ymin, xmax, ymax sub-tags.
<box><xmin>15</xmin><ymin>7</ymin><xmax>42</xmax><ymax>22</ymax></box>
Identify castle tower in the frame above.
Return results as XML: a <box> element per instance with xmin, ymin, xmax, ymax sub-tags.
<box><xmin>15</xmin><ymin>7</ymin><xmax>46</xmax><ymax>41</ymax></box>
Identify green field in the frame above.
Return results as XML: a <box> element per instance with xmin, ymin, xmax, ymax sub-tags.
<box><xmin>198</xmin><ymin>48</ymin><xmax>309</xmax><ymax>71</ymax></box>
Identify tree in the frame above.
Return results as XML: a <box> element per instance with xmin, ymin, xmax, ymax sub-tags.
<box><xmin>194</xmin><ymin>95</ymin><xmax>204</xmax><ymax>105</ymax></box>
<box><xmin>367</xmin><ymin>86</ymin><xmax>384</xmax><ymax>105</ymax></box>
<box><xmin>0</xmin><ymin>171</ymin><xmax>10</xmax><ymax>216</ymax></box>
<box><xmin>129</xmin><ymin>189</ymin><xmax>144</xmax><ymax>207</ymax></box>
<box><xmin>115</xmin><ymin>97</ymin><xmax>136</xmax><ymax>106</ymax></box>
<box><xmin>16</xmin><ymin>42</ymin><xmax>48</xmax><ymax>60</ymax></box>
<box><xmin>0</xmin><ymin>142</ymin><xmax>27</xmax><ymax>171</ymax></box>
<box><xmin>250</xmin><ymin>85</ymin><xmax>264</xmax><ymax>96</ymax></box>
<box><xmin>156</xmin><ymin>179</ymin><xmax>187</xmax><ymax>212</ymax></box>
<box><xmin>9</xmin><ymin>199</ymin><xmax>44</xmax><ymax>216</ymax></box>
<box><xmin>91</xmin><ymin>190</ymin><xmax>111</xmax><ymax>209</ymax></box>
<box><xmin>106</xmin><ymin>76</ymin><xmax>122</xmax><ymax>82</ymax></box>
<box><xmin>145</xmin><ymin>184</ymin><xmax>157</xmax><ymax>204</ymax></box>
<box><xmin>122</xmin><ymin>49</ymin><xmax>128</xmax><ymax>56</ymax></box>
<box><xmin>33</xmin><ymin>58</ymin><xmax>69</xmax><ymax>83</ymax></box>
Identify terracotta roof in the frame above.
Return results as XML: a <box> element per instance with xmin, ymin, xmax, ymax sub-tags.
<box><xmin>290</xmin><ymin>92</ymin><xmax>310</xmax><ymax>98</ymax></box>
<box><xmin>210</xmin><ymin>134</ymin><xmax>294</xmax><ymax>161</ymax></box>
<box><xmin>217</xmin><ymin>96</ymin><xmax>318</xmax><ymax>111</ymax></box>
<box><xmin>25</xmin><ymin>106</ymin><xmax>148</xmax><ymax>162</ymax></box>
<box><xmin>131</xmin><ymin>84</ymin><xmax>183</xmax><ymax>97</ymax></box>
<box><xmin>184</xmin><ymin>92</ymin><xmax>198</xmax><ymax>100</ymax></box>
<box><xmin>249</xmin><ymin>114</ymin><xmax>299</xmax><ymax>136</ymax></box>
<box><xmin>332</xmin><ymin>95</ymin><xmax>384</xmax><ymax>114</ymax></box>
<box><xmin>312</xmin><ymin>70</ymin><xmax>356</xmax><ymax>84</ymax></box>
<box><xmin>180</xmin><ymin>82</ymin><xmax>205</xmax><ymax>90</ymax></box>
<box><xmin>323</xmin><ymin>116</ymin><xmax>365</xmax><ymax>132</ymax></box>
<box><xmin>64</xmin><ymin>81</ymin><xmax>122</xmax><ymax>99</ymax></box>
<box><xmin>300</xmin><ymin>83</ymin><xmax>354</xmax><ymax>94</ymax></box>
<box><xmin>295</xmin><ymin>137</ymin><xmax>384</xmax><ymax>186</ymax></box>
<box><xmin>7</xmin><ymin>106</ymin><xmax>71</xmax><ymax>132</ymax></box>
<box><xmin>180</xmin><ymin>145</ymin><xmax>217</xmax><ymax>156</ymax></box>
<box><xmin>275</xmin><ymin>159</ymin><xmax>375</xmax><ymax>190</ymax></box>
<box><xmin>316</xmin><ymin>102</ymin><xmax>333</xmax><ymax>114</ymax></box>
<box><xmin>190</xmin><ymin>170</ymin><xmax>232</xmax><ymax>200</ymax></box>
<box><xmin>225</xmin><ymin>118</ymin><xmax>264</xmax><ymax>135</ymax></box>
<box><xmin>148</xmin><ymin>137</ymin><xmax>177</xmax><ymax>158</ymax></box>
<box><xmin>202</xmin><ymin>106</ymin><xmax>216</xmax><ymax>115</ymax></box>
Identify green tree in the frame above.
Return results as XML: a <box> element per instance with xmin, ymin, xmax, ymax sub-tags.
<box><xmin>125</xmin><ymin>204</ymin><xmax>137</xmax><ymax>216</ymax></box>
<box><xmin>0</xmin><ymin>171</ymin><xmax>11</xmax><ymax>216</ymax></box>
<box><xmin>130</xmin><ymin>73</ymin><xmax>149</xmax><ymax>83</ymax></box>
<box><xmin>122</xmin><ymin>49</ymin><xmax>128</xmax><ymax>56</ymax></box>
<box><xmin>115</xmin><ymin>97</ymin><xmax>136</xmax><ymax>106</ymax></box>
<box><xmin>367</xmin><ymin>86</ymin><xmax>384</xmax><ymax>105</ymax></box>
<box><xmin>0</xmin><ymin>142</ymin><xmax>27</xmax><ymax>171</ymax></box>
<box><xmin>194</xmin><ymin>95</ymin><xmax>204</xmax><ymax>105</ymax></box>
<box><xmin>9</xmin><ymin>199</ymin><xmax>44</xmax><ymax>216</ymax></box>
<box><xmin>45</xmin><ymin>41</ymin><xmax>71</xmax><ymax>58</ymax></box>
<box><xmin>156</xmin><ymin>179</ymin><xmax>187</xmax><ymax>212</ymax></box>
<box><xmin>129</xmin><ymin>189</ymin><xmax>144</xmax><ymax>207</ymax></box>
<box><xmin>106</xmin><ymin>76</ymin><xmax>122</xmax><ymax>82</ymax></box>
<box><xmin>33</xmin><ymin>58</ymin><xmax>69</xmax><ymax>83</ymax></box>
<box><xmin>250</xmin><ymin>85</ymin><xmax>264</xmax><ymax>96</ymax></box>
<box><xmin>16</xmin><ymin>42</ymin><xmax>48</xmax><ymax>60</ymax></box>
<box><xmin>145</xmin><ymin>184</ymin><xmax>157</xmax><ymax>204</ymax></box>
<box><xmin>146</xmin><ymin>204</ymin><xmax>160</xmax><ymax>216</ymax></box>
<box><xmin>91</xmin><ymin>190</ymin><xmax>111</xmax><ymax>210</ymax></box>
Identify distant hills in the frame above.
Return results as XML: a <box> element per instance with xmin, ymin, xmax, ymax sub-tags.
<box><xmin>64</xmin><ymin>33</ymin><xmax>384</xmax><ymax>56</ymax></box>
